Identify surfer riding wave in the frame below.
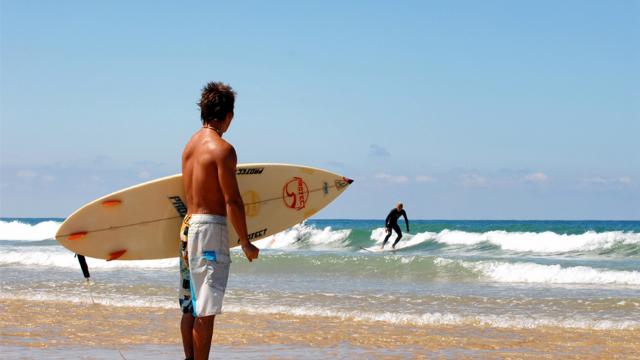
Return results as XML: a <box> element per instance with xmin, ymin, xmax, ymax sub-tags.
<box><xmin>381</xmin><ymin>203</ymin><xmax>410</xmax><ymax>249</ymax></box>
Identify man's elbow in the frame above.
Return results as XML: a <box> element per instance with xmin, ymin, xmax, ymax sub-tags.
<box><xmin>225</xmin><ymin>197</ymin><xmax>244</xmax><ymax>208</ymax></box>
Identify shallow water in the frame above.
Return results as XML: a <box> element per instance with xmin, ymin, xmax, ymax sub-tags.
<box><xmin>1</xmin><ymin>299</ymin><xmax>638</xmax><ymax>359</ymax></box>
<box><xmin>1</xmin><ymin>218</ymin><xmax>640</xmax><ymax>358</ymax></box>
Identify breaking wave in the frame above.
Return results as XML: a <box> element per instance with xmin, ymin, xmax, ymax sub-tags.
<box><xmin>0</xmin><ymin>219</ymin><xmax>61</xmax><ymax>241</ymax></box>
<box><xmin>2</xmin><ymin>219</ymin><xmax>638</xmax><ymax>256</ymax></box>
<box><xmin>435</xmin><ymin>258</ymin><xmax>640</xmax><ymax>286</ymax></box>
<box><xmin>254</xmin><ymin>223</ymin><xmax>352</xmax><ymax>250</ymax></box>
<box><xmin>432</xmin><ymin>229</ymin><xmax>640</xmax><ymax>254</ymax></box>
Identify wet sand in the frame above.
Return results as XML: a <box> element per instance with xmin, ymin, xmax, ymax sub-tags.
<box><xmin>1</xmin><ymin>299</ymin><xmax>638</xmax><ymax>359</ymax></box>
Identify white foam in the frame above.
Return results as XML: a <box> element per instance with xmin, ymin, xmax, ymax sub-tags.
<box><xmin>254</xmin><ymin>223</ymin><xmax>351</xmax><ymax>250</ymax></box>
<box><xmin>434</xmin><ymin>229</ymin><xmax>640</xmax><ymax>253</ymax></box>
<box><xmin>224</xmin><ymin>304</ymin><xmax>639</xmax><ymax>330</ymax></box>
<box><xmin>0</xmin><ymin>292</ymin><xmax>175</xmax><ymax>309</ymax></box>
<box><xmin>0</xmin><ymin>220</ymin><xmax>61</xmax><ymax>241</ymax></box>
<box><xmin>0</xmin><ymin>248</ymin><xmax>178</xmax><ymax>269</ymax></box>
<box><xmin>3</xmin><ymin>293</ymin><xmax>636</xmax><ymax>330</ymax></box>
<box><xmin>442</xmin><ymin>258</ymin><xmax>640</xmax><ymax>286</ymax></box>
<box><xmin>369</xmin><ymin>228</ymin><xmax>640</xmax><ymax>254</ymax></box>
<box><xmin>368</xmin><ymin>227</ymin><xmax>437</xmax><ymax>250</ymax></box>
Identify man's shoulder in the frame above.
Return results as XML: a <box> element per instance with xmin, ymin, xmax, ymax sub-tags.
<box><xmin>203</xmin><ymin>138</ymin><xmax>235</xmax><ymax>156</ymax></box>
<box><xmin>207</xmin><ymin>139</ymin><xmax>237</xmax><ymax>168</ymax></box>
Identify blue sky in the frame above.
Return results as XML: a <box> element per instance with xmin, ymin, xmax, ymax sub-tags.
<box><xmin>1</xmin><ymin>0</ymin><xmax>638</xmax><ymax>219</ymax></box>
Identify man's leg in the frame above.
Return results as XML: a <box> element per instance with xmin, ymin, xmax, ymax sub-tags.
<box><xmin>381</xmin><ymin>226</ymin><xmax>393</xmax><ymax>248</ymax></box>
<box><xmin>392</xmin><ymin>224</ymin><xmax>403</xmax><ymax>248</ymax></box>
<box><xmin>179</xmin><ymin>218</ymin><xmax>194</xmax><ymax>360</ymax></box>
<box><xmin>193</xmin><ymin>315</ymin><xmax>216</xmax><ymax>360</ymax></box>
<box><xmin>181</xmin><ymin>313</ymin><xmax>195</xmax><ymax>359</ymax></box>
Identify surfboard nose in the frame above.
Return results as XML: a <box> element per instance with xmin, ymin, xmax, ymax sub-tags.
<box><xmin>345</xmin><ymin>178</ymin><xmax>354</xmax><ymax>184</ymax></box>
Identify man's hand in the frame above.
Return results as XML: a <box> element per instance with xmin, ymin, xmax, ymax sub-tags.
<box><xmin>385</xmin><ymin>227</ymin><xmax>389</xmax><ymax>233</ymax></box>
<box><xmin>241</xmin><ymin>242</ymin><xmax>260</xmax><ymax>262</ymax></box>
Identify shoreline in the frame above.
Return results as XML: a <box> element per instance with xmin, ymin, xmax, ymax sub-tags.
<box><xmin>2</xmin><ymin>299</ymin><xmax>638</xmax><ymax>359</ymax></box>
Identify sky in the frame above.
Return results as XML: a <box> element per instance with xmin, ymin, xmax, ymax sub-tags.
<box><xmin>1</xmin><ymin>0</ymin><xmax>638</xmax><ymax>219</ymax></box>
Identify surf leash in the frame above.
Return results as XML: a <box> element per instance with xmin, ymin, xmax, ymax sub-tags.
<box><xmin>71</xmin><ymin>247</ymin><xmax>124</xmax><ymax>356</ymax></box>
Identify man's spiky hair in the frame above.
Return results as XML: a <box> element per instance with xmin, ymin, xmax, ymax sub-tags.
<box><xmin>198</xmin><ymin>82</ymin><xmax>236</xmax><ymax>123</ymax></box>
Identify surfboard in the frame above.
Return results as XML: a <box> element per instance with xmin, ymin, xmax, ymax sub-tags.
<box><xmin>359</xmin><ymin>246</ymin><xmax>396</xmax><ymax>253</ymax></box>
<box><xmin>360</xmin><ymin>234</ymin><xmax>423</xmax><ymax>253</ymax></box>
<box><xmin>360</xmin><ymin>244</ymin><xmax>415</xmax><ymax>253</ymax></box>
<box><xmin>55</xmin><ymin>163</ymin><xmax>353</xmax><ymax>260</ymax></box>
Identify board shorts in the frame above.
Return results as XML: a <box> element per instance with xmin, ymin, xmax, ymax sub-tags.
<box><xmin>179</xmin><ymin>214</ymin><xmax>231</xmax><ymax>317</ymax></box>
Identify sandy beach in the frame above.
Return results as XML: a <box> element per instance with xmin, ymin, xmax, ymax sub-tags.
<box><xmin>2</xmin><ymin>299</ymin><xmax>638</xmax><ymax>359</ymax></box>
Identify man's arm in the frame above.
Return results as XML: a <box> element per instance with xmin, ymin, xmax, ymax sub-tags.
<box><xmin>402</xmin><ymin>210</ymin><xmax>409</xmax><ymax>232</ymax></box>
<box><xmin>217</xmin><ymin>145</ymin><xmax>259</xmax><ymax>261</ymax></box>
<box><xmin>384</xmin><ymin>210</ymin><xmax>392</xmax><ymax>232</ymax></box>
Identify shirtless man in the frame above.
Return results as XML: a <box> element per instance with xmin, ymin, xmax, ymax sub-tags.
<box><xmin>179</xmin><ymin>82</ymin><xmax>260</xmax><ymax>360</ymax></box>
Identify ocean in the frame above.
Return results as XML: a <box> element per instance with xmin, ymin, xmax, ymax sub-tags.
<box><xmin>2</xmin><ymin>218</ymin><xmax>639</xmax><ymax>358</ymax></box>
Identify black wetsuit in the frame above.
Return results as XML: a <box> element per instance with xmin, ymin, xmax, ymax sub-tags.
<box><xmin>382</xmin><ymin>208</ymin><xmax>409</xmax><ymax>248</ymax></box>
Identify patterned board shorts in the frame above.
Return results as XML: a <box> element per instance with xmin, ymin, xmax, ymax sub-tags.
<box><xmin>179</xmin><ymin>214</ymin><xmax>231</xmax><ymax>317</ymax></box>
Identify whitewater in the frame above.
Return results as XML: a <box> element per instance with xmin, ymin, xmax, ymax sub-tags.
<box><xmin>2</xmin><ymin>218</ymin><xmax>639</xmax><ymax>331</ymax></box>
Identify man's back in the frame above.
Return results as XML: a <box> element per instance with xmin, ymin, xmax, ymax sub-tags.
<box><xmin>386</xmin><ymin>208</ymin><xmax>406</xmax><ymax>224</ymax></box>
<box><xmin>182</xmin><ymin>129</ymin><xmax>231</xmax><ymax>216</ymax></box>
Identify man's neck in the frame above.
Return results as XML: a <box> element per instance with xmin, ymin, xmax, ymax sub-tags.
<box><xmin>202</xmin><ymin>124</ymin><xmax>223</xmax><ymax>136</ymax></box>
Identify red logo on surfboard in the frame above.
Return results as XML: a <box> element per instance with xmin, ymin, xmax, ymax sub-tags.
<box><xmin>283</xmin><ymin>177</ymin><xmax>309</xmax><ymax>210</ymax></box>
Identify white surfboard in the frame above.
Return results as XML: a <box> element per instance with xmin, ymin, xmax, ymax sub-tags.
<box><xmin>55</xmin><ymin>163</ymin><xmax>353</xmax><ymax>260</ymax></box>
<box><xmin>360</xmin><ymin>233</ymin><xmax>423</xmax><ymax>253</ymax></box>
<box><xmin>361</xmin><ymin>244</ymin><xmax>415</xmax><ymax>253</ymax></box>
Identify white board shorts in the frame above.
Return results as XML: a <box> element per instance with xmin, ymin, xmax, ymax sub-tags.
<box><xmin>179</xmin><ymin>214</ymin><xmax>231</xmax><ymax>317</ymax></box>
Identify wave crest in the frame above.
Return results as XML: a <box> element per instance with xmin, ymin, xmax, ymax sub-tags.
<box><xmin>255</xmin><ymin>223</ymin><xmax>352</xmax><ymax>250</ymax></box>
<box><xmin>435</xmin><ymin>258</ymin><xmax>640</xmax><ymax>286</ymax></box>
<box><xmin>0</xmin><ymin>220</ymin><xmax>61</xmax><ymax>241</ymax></box>
<box><xmin>434</xmin><ymin>229</ymin><xmax>640</xmax><ymax>254</ymax></box>
<box><xmin>0</xmin><ymin>249</ymin><xmax>177</xmax><ymax>269</ymax></box>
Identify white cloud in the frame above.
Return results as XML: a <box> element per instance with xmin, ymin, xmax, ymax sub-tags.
<box><xmin>581</xmin><ymin>176</ymin><xmax>633</xmax><ymax>185</ymax></box>
<box><xmin>415</xmin><ymin>175</ymin><xmax>436</xmax><ymax>183</ymax></box>
<box><xmin>375</xmin><ymin>173</ymin><xmax>409</xmax><ymax>184</ymax></box>
<box><xmin>368</xmin><ymin>144</ymin><xmax>390</xmax><ymax>157</ymax></box>
<box><xmin>523</xmin><ymin>172</ymin><xmax>548</xmax><ymax>183</ymax></box>
<box><xmin>138</xmin><ymin>171</ymin><xmax>151</xmax><ymax>180</ymax></box>
<box><xmin>582</xmin><ymin>177</ymin><xmax>607</xmax><ymax>185</ymax></box>
<box><xmin>619</xmin><ymin>176</ymin><xmax>632</xmax><ymax>184</ymax></box>
<box><xmin>89</xmin><ymin>175</ymin><xmax>104</xmax><ymax>183</ymax></box>
<box><xmin>16</xmin><ymin>170</ymin><xmax>37</xmax><ymax>180</ymax></box>
<box><xmin>41</xmin><ymin>175</ymin><xmax>56</xmax><ymax>183</ymax></box>
<box><xmin>461</xmin><ymin>173</ymin><xmax>488</xmax><ymax>187</ymax></box>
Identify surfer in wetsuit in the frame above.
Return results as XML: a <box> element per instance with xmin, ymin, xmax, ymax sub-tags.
<box><xmin>381</xmin><ymin>203</ymin><xmax>410</xmax><ymax>249</ymax></box>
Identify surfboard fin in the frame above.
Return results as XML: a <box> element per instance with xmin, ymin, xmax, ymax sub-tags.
<box><xmin>75</xmin><ymin>254</ymin><xmax>90</xmax><ymax>280</ymax></box>
<box><xmin>107</xmin><ymin>249</ymin><xmax>127</xmax><ymax>261</ymax></box>
<box><xmin>68</xmin><ymin>232</ymin><xmax>88</xmax><ymax>241</ymax></box>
